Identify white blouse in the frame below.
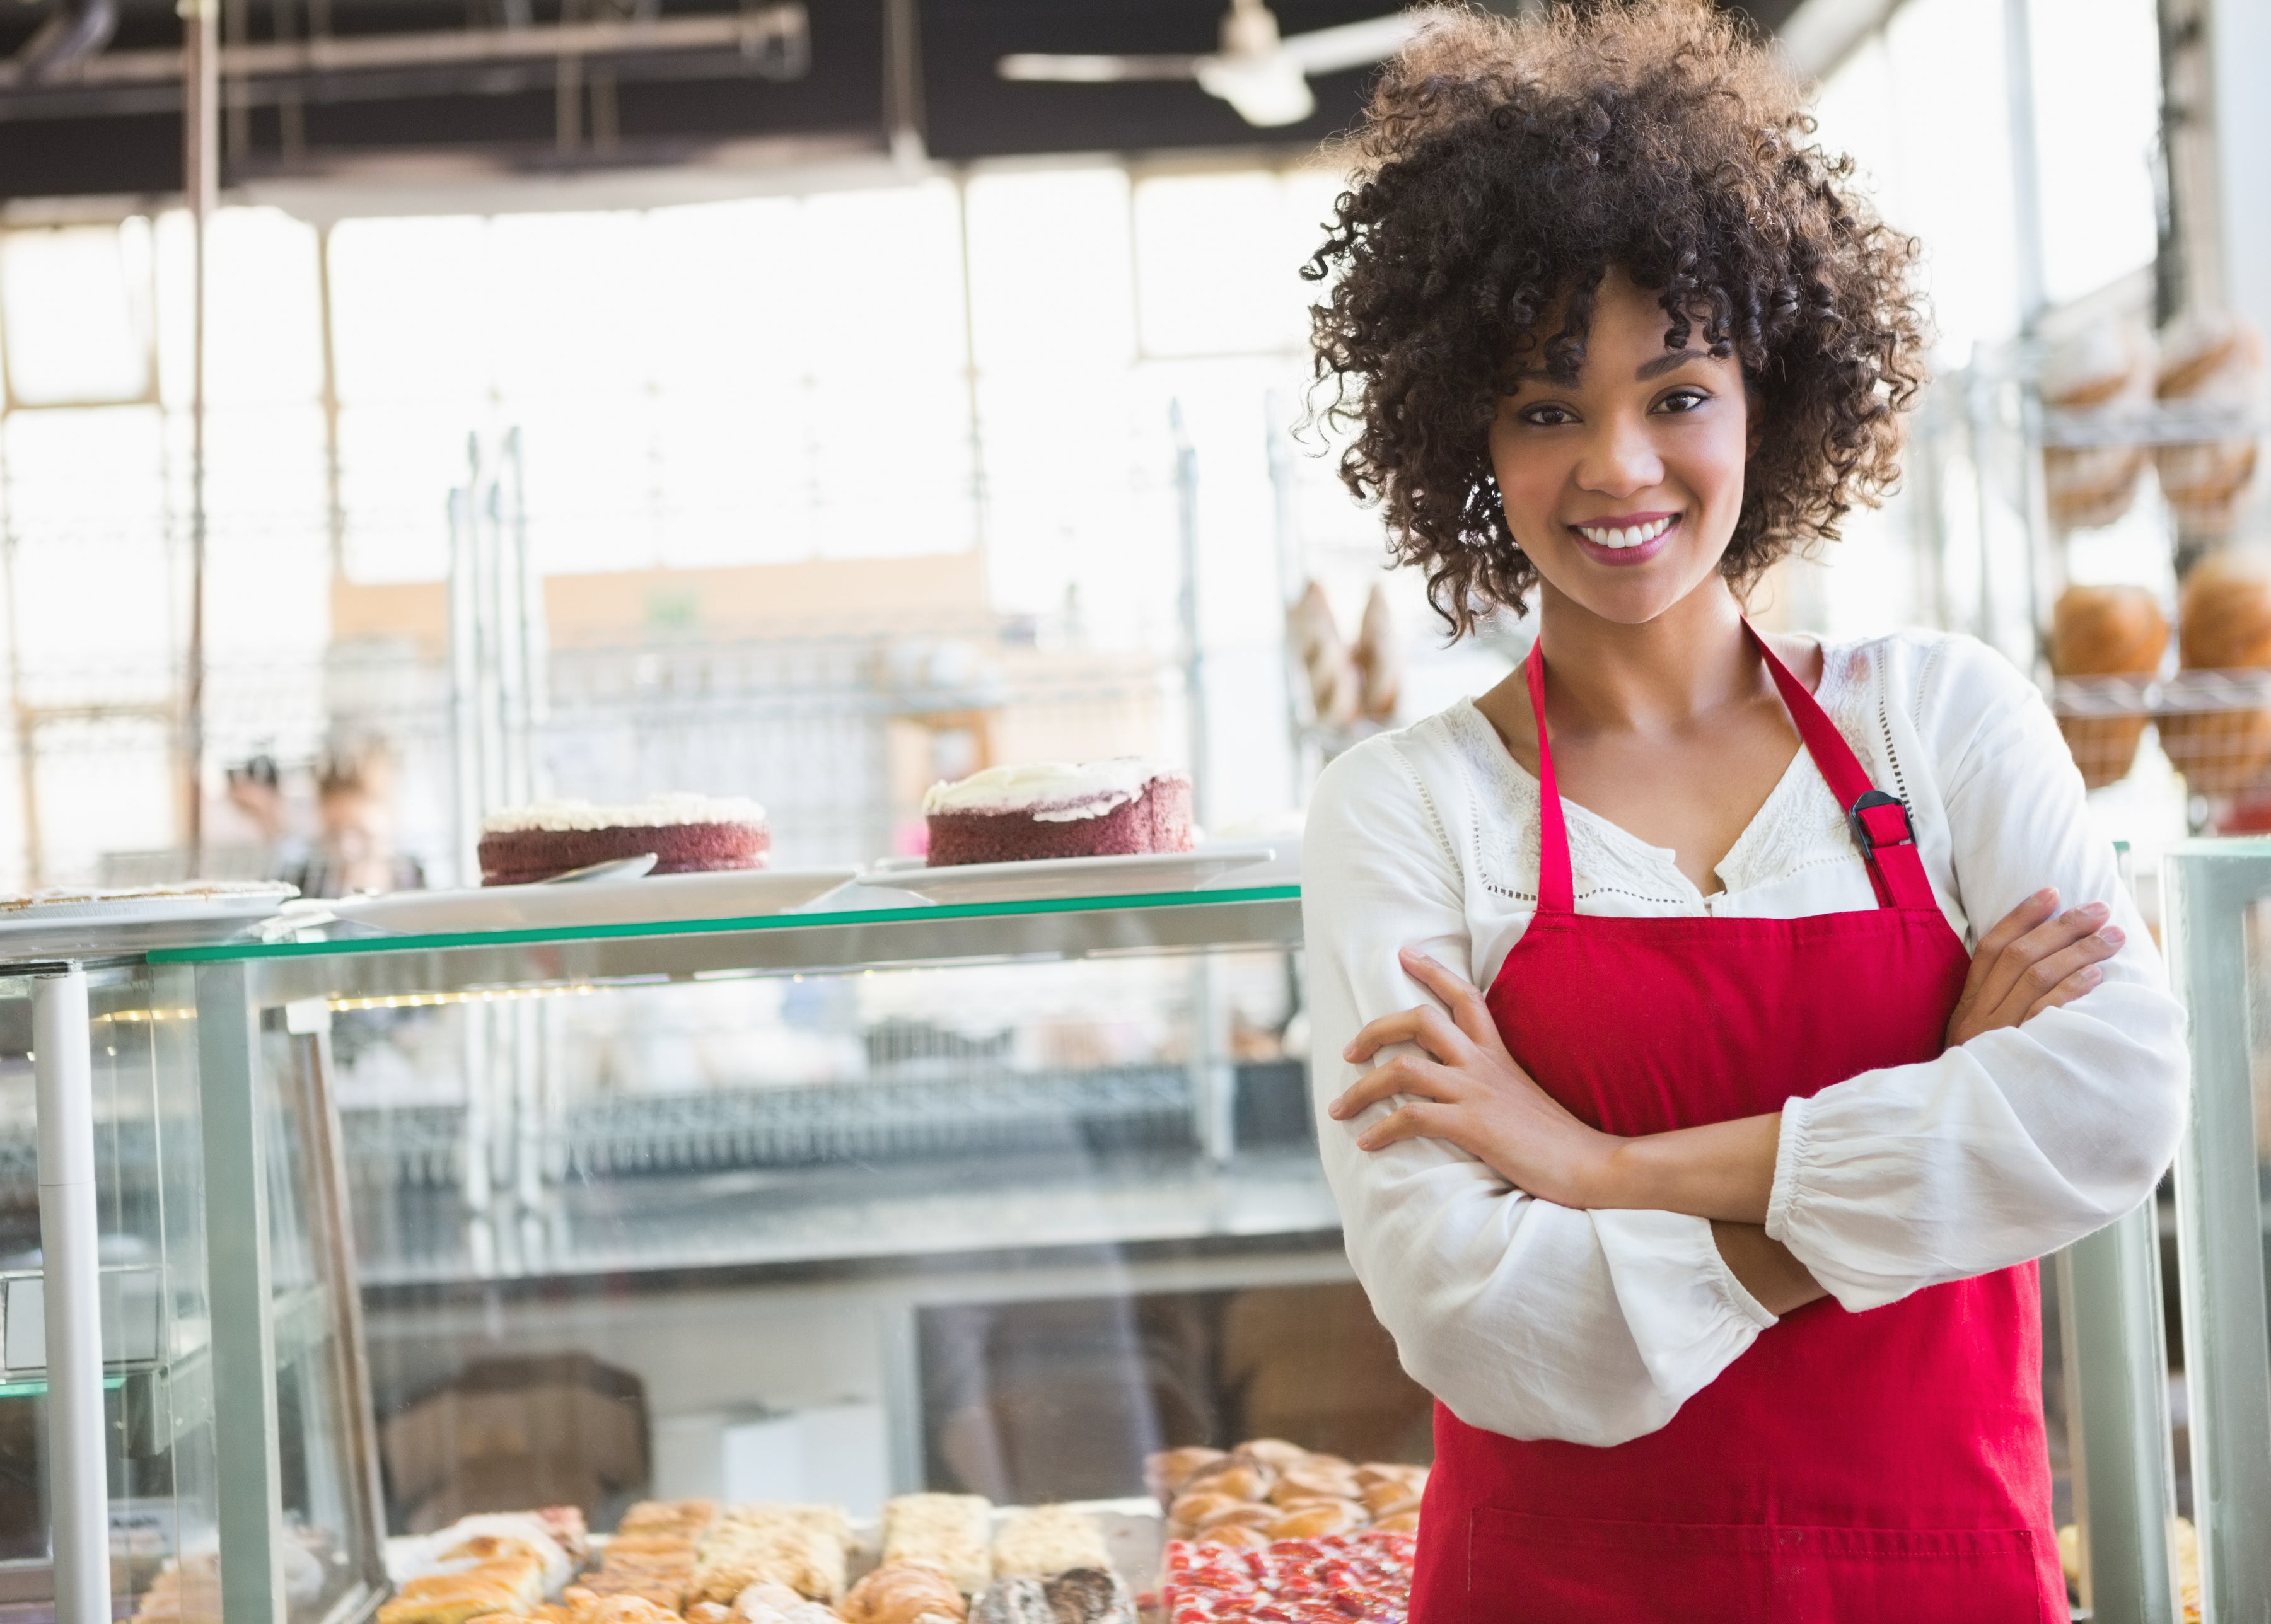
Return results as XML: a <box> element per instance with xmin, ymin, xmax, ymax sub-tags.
<box><xmin>1301</xmin><ymin>629</ymin><xmax>2189</xmax><ymax>1448</ymax></box>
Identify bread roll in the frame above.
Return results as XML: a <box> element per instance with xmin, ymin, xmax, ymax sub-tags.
<box><xmin>1361</xmin><ymin>1478</ymin><xmax>1424</xmax><ymax>1516</ymax></box>
<box><xmin>1264</xmin><ymin>1502</ymin><xmax>1363</xmax><ymax>1540</ymax></box>
<box><xmin>1190</xmin><ymin>1524</ymin><xmax>1270</xmax><ymax>1551</ymax></box>
<box><xmin>2042</xmin><ymin>323</ymin><xmax>2154</xmax><ymax>531</ymax></box>
<box><xmin>1144</xmin><ymin>1447</ymin><xmax>1228</xmax><ymax>1504</ymax></box>
<box><xmin>1370</xmin><ymin>1511</ymin><xmax>1422</xmax><ymax>1535</ymax></box>
<box><xmin>2164</xmin><ymin>549</ymin><xmax>2271</xmax><ymax>793</ymax></box>
<box><xmin>2156</xmin><ymin>311</ymin><xmax>2264</xmax><ymax>532</ymax></box>
<box><xmin>1233</xmin><ymin>1439</ymin><xmax>1310</xmax><ymax>1473</ymax></box>
<box><xmin>2050</xmin><ymin>584</ymin><xmax>2169</xmax><ymax>787</ymax></box>
<box><xmin>1271</xmin><ymin>1464</ymin><xmax>1360</xmax><ymax>1505</ymax></box>
<box><xmin>1353</xmin><ymin>1462</ymin><xmax>1426</xmax><ymax>1490</ymax></box>
<box><xmin>1193</xmin><ymin>1502</ymin><xmax>1278</xmax><ymax>1533</ymax></box>
<box><xmin>1183</xmin><ymin>1460</ymin><xmax>1273</xmax><ymax>1502</ymax></box>
<box><xmin>839</xmin><ymin>1562</ymin><xmax>968</xmax><ymax>1624</ymax></box>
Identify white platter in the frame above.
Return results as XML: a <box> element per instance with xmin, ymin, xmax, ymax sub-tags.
<box><xmin>0</xmin><ymin>884</ymin><xmax>297</xmax><ymax>954</ymax></box>
<box><xmin>308</xmin><ymin>866</ymin><xmax>862</xmax><ymax>938</ymax></box>
<box><xmin>854</xmin><ymin>848</ymin><xmax>1273</xmax><ymax>906</ymax></box>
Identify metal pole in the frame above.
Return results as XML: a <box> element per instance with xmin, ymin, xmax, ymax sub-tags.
<box><xmin>447</xmin><ymin>483</ymin><xmax>482</xmax><ymax>889</ymax></box>
<box><xmin>1170</xmin><ymin>400</ymin><xmax>1207</xmax><ymax>829</ymax></box>
<box><xmin>182</xmin><ymin>0</ymin><xmax>219</xmax><ymax>876</ymax></box>
<box><xmin>33</xmin><ymin>966</ymin><xmax>108</xmax><ymax>1624</ymax></box>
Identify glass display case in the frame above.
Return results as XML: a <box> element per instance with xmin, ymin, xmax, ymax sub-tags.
<box><xmin>149</xmin><ymin>879</ymin><xmax>1439</xmax><ymax>1601</ymax></box>
<box><xmin>2163</xmin><ymin>837</ymin><xmax>2271</xmax><ymax>1622</ymax></box>
<box><xmin>0</xmin><ymin>958</ymin><xmax>386</xmax><ymax>1624</ymax></box>
<box><xmin>0</xmin><ymin>865</ymin><xmax>2202</xmax><ymax>1621</ymax></box>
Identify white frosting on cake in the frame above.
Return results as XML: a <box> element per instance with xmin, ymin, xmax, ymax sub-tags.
<box><xmin>922</xmin><ymin>758</ymin><xmax>1179</xmax><ymax>823</ymax></box>
<box><xmin>480</xmin><ymin>793</ymin><xmax>768</xmax><ymax>834</ymax></box>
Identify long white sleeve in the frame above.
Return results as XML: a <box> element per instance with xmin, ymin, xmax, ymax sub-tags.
<box><xmin>1304</xmin><ymin>736</ymin><xmax>1775</xmax><ymax>1447</ymax></box>
<box><xmin>1765</xmin><ymin>638</ymin><xmax>2190</xmax><ymax>1310</ymax></box>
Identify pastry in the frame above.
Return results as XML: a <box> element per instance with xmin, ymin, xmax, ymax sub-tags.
<box><xmin>989</xmin><ymin>1505</ymin><xmax>1110</xmax><ymax>1579</ymax></box>
<box><xmin>728</xmin><ymin>1581</ymin><xmax>839</xmax><ymax>1624</ymax></box>
<box><xmin>1265</xmin><ymin>1500</ymin><xmax>1364</xmax><ymax>1540</ymax></box>
<box><xmin>1361</xmin><ymin>1478</ymin><xmax>1423</xmax><ymax>1517</ymax></box>
<box><xmin>1182</xmin><ymin>1459</ymin><xmax>1274</xmax><ymax>1502</ymax></box>
<box><xmin>1041</xmin><ymin>1568</ymin><xmax>1136</xmax><ymax>1624</ymax></box>
<box><xmin>881</xmin><ymin>1493</ymin><xmax>994</xmax><ymax>1594</ymax></box>
<box><xmin>377</xmin><ymin>1582</ymin><xmax>529</xmax><ymax>1624</ymax></box>
<box><xmin>1193</xmin><ymin>1502</ymin><xmax>1277</xmax><ymax>1533</ymax></box>
<box><xmin>477</xmin><ymin>798</ymin><xmax>769</xmax><ymax>886</ymax></box>
<box><xmin>1289</xmin><ymin>581</ymin><xmax>1362</xmax><ymax>727</ymax></box>
<box><xmin>567</xmin><ymin>1602</ymin><xmax>680</xmax><ymax>1624</ymax></box>
<box><xmin>2156</xmin><ymin>310</ymin><xmax>2263</xmax><ymax>532</ymax></box>
<box><xmin>1144</xmin><ymin>1447</ymin><xmax>1228</xmax><ymax>1503</ymax></box>
<box><xmin>2041</xmin><ymin>323</ymin><xmax>2154</xmax><ymax>530</ymax></box>
<box><xmin>839</xmin><ymin>1561</ymin><xmax>968</xmax><ymax>1624</ymax></box>
<box><xmin>1370</xmin><ymin>1511</ymin><xmax>1422</xmax><ymax>1534</ymax></box>
<box><xmin>692</xmin><ymin>1505</ymin><xmax>852</xmax><ymax>1604</ymax></box>
<box><xmin>1161</xmin><ymin>1533</ymin><xmax>1415</xmax><ymax>1616</ymax></box>
<box><xmin>922</xmin><ymin>761</ymin><xmax>1194</xmax><ymax>867</ymax></box>
<box><xmin>2050</xmin><ymin>584</ymin><xmax>2168</xmax><ymax>787</ymax></box>
<box><xmin>1189</xmin><ymin>1524</ymin><xmax>1269</xmax><ymax>1550</ymax></box>
<box><xmin>1270</xmin><ymin>1463</ymin><xmax>1361</xmax><ymax>1505</ymax></box>
<box><xmin>1350</xmin><ymin>583</ymin><xmax>1402</xmax><ymax>723</ymax></box>
<box><xmin>2164</xmin><ymin>548</ymin><xmax>2271</xmax><ymax>794</ymax></box>
<box><xmin>618</xmin><ymin>1500</ymin><xmax>717</xmax><ymax>1534</ymax></box>
<box><xmin>1352</xmin><ymin>1462</ymin><xmax>1426</xmax><ymax>1490</ymax></box>
<box><xmin>683</xmin><ymin>1608</ymin><xmax>731</xmax><ymax>1624</ymax></box>
<box><xmin>1233</xmin><ymin>1439</ymin><xmax>1310</xmax><ymax>1473</ymax></box>
<box><xmin>970</xmin><ymin>1578</ymin><xmax>1053</xmax><ymax>1624</ymax></box>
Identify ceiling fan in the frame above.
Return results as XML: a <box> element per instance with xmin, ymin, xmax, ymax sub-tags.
<box><xmin>996</xmin><ymin>0</ymin><xmax>1424</xmax><ymax>129</ymax></box>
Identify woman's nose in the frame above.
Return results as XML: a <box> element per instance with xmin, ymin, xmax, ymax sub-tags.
<box><xmin>1575</xmin><ymin>412</ymin><xmax>1664</xmax><ymax>498</ymax></box>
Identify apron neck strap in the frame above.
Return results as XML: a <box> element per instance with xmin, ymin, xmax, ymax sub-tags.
<box><xmin>1521</xmin><ymin>621</ymin><xmax>1934</xmax><ymax>914</ymax></box>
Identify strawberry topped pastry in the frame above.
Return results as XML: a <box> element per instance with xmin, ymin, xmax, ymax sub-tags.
<box><xmin>477</xmin><ymin>796</ymin><xmax>769</xmax><ymax>886</ymax></box>
<box><xmin>922</xmin><ymin>760</ymin><xmax>1193</xmax><ymax>867</ymax></box>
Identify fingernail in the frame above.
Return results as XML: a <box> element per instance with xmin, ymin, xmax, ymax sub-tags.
<box><xmin>2081</xmin><ymin>901</ymin><xmax>2110</xmax><ymax>920</ymax></box>
<box><xmin>2100</xmin><ymin>925</ymin><xmax>2125</xmax><ymax>947</ymax></box>
<box><xmin>2038</xmin><ymin>887</ymin><xmax>2058</xmax><ymax>902</ymax></box>
<box><xmin>2078</xmin><ymin>965</ymin><xmax>2104</xmax><ymax>984</ymax></box>
<box><xmin>1342</xmin><ymin>1043</ymin><xmax>1357</xmax><ymax>1060</ymax></box>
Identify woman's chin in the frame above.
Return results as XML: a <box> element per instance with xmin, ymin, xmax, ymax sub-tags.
<box><xmin>1542</xmin><ymin>556</ymin><xmax>1725</xmax><ymax>627</ymax></box>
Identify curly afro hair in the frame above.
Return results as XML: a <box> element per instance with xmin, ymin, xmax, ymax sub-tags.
<box><xmin>1306</xmin><ymin>0</ymin><xmax>1927</xmax><ymax>633</ymax></box>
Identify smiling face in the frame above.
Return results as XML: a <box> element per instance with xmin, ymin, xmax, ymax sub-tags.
<box><xmin>1487</xmin><ymin>270</ymin><xmax>1753</xmax><ymax>627</ymax></box>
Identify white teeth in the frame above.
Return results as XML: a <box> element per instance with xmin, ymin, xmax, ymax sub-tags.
<box><xmin>1575</xmin><ymin>516</ymin><xmax>1673</xmax><ymax>549</ymax></box>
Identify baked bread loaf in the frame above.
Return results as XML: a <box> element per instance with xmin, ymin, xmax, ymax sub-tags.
<box><xmin>881</xmin><ymin>1493</ymin><xmax>993</xmax><ymax>1594</ymax></box>
<box><xmin>988</xmin><ymin>1505</ymin><xmax>1109</xmax><ymax>1579</ymax></box>
<box><xmin>1350</xmin><ymin>583</ymin><xmax>1402</xmax><ymax>723</ymax></box>
<box><xmin>2164</xmin><ymin>549</ymin><xmax>2271</xmax><ymax>793</ymax></box>
<box><xmin>1289</xmin><ymin>581</ymin><xmax>1361</xmax><ymax>728</ymax></box>
<box><xmin>2156</xmin><ymin>310</ymin><xmax>2263</xmax><ymax>532</ymax></box>
<box><xmin>726</xmin><ymin>1580</ymin><xmax>839</xmax><ymax>1624</ymax></box>
<box><xmin>2042</xmin><ymin>323</ymin><xmax>2153</xmax><ymax>530</ymax></box>
<box><xmin>1264</xmin><ymin>1500</ymin><xmax>1363</xmax><ymax>1540</ymax></box>
<box><xmin>2049</xmin><ymin>584</ymin><xmax>2169</xmax><ymax>787</ymax></box>
<box><xmin>839</xmin><ymin>1560</ymin><xmax>968</xmax><ymax>1624</ymax></box>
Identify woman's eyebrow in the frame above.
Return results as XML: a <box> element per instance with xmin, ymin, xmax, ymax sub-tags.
<box><xmin>1636</xmin><ymin>348</ymin><xmax>1709</xmax><ymax>380</ymax></box>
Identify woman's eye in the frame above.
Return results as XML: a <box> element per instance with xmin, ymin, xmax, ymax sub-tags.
<box><xmin>1517</xmin><ymin>403</ymin><xmax>1577</xmax><ymax>427</ymax></box>
<box><xmin>1654</xmin><ymin>388</ymin><xmax>1710</xmax><ymax>414</ymax></box>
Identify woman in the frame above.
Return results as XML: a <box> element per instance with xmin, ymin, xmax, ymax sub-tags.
<box><xmin>1299</xmin><ymin>5</ymin><xmax>2188</xmax><ymax>1620</ymax></box>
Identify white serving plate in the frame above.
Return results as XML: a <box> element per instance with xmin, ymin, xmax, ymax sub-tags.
<box><xmin>0</xmin><ymin>884</ymin><xmax>297</xmax><ymax>954</ymax></box>
<box><xmin>308</xmin><ymin>866</ymin><xmax>861</xmax><ymax>937</ymax></box>
<box><xmin>854</xmin><ymin>848</ymin><xmax>1272</xmax><ymax>906</ymax></box>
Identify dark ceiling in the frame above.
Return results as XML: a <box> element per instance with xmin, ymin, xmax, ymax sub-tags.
<box><xmin>0</xmin><ymin>0</ymin><xmax>1808</xmax><ymax>202</ymax></box>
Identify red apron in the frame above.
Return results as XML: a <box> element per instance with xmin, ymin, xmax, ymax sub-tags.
<box><xmin>1407</xmin><ymin>628</ymin><xmax>2062</xmax><ymax>1623</ymax></box>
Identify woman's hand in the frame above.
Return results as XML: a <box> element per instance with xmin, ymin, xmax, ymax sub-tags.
<box><xmin>1944</xmin><ymin>888</ymin><xmax>2123</xmax><ymax>1049</ymax></box>
<box><xmin>1327</xmin><ymin>947</ymin><xmax>1623</xmax><ymax>1206</ymax></box>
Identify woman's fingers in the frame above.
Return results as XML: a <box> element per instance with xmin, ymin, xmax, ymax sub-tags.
<box><xmin>2025</xmin><ymin>962</ymin><xmax>2106</xmax><ymax>1023</ymax></box>
<box><xmin>1999</xmin><ymin>927</ymin><xmax>2122</xmax><ymax>1023</ymax></box>
<box><xmin>1398</xmin><ymin>948</ymin><xmax>1501</xmax><ymax>1049</ymax></box>
<box><xmin>1342</xmin><ymin>1000</ymin><xmax>1468</xmax><ymax>1066</ymax></box>
<box><xmin>1952</xmin><ymin>888</ymin><xmax>2059</xmax><ymax>1018</ymax></box>
<box><xmin>1355</xmin><ymin>1099</ymin><xmax>1460</xmax><ymax>1153</ymax></box>
<box><xmin>1328</xmin><ymin>1054</ymin><xmax>1458</xmax><ymax>1122</ymax></box>
<box><xmin>1975</xmin><ymin>899</ymin><xmax>2111</xmax><ymax>1016</ymax></box>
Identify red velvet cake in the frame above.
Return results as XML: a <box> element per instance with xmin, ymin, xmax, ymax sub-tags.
<box><xmin>477</xmin><ymin>795</ymin><xmax>770</xmax><ymax>886</ymax></box>
<box><xmin>922</xmin><ymin>760</ymin><xmax>1194</xmax><ymax>867</ymax></box>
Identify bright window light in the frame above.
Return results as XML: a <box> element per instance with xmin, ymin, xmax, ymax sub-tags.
<box><xmin>1</xmin><ymin>226</ymin><xmax>151</xmax><ymax>405</ymax></box>
<box><xmin>965</xmin><ymin>168</ymin><xmax>1137</xmax><ymax>369</ymax></box>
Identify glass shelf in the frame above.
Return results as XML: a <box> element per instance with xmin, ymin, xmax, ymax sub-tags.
<box><xmin>149</xmin><ymin>884</ymin><xmax>1304</xmax><ymax>1007</ymax></box>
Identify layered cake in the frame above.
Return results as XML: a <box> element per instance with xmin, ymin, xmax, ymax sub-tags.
<box><xmin>923</xmin><ymin>761</ymin><xmax>1193</xmax><ymax>867</ymax></box>
<box><xmin>477</xmin><ymin>796</ymin><xmax>769</xmax><ymax>886</ymax></box>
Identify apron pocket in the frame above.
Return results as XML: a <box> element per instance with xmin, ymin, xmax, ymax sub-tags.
<box><xmin>1463</xmin><ymin>1509</ymin><xmax>2052</xmax><ymax>1624</ymax></box>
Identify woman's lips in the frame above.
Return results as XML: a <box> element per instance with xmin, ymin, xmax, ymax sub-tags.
<box><xmin>1568</xmin><ymin>513</ymin><xmax>1679</xmax><ymax>567</ymax></box>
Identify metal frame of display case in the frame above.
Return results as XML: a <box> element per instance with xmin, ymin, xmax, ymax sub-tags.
<box><xmin>2163</xmin><ymin>838</ymin><xmax>2271</xmax><ymax>1623</ymax></box>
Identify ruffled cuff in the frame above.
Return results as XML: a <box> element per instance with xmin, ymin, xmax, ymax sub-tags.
<box><xmin>1593</xmin><ymin>1209</ymin><xmax>1776</xmax><ymax>1407</ymax></box>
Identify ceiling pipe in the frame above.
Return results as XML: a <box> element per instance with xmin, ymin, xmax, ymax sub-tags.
<box><xmin>14</xmin><ymin>0</ymin><xmax>118</xmax><ymax>83</ymax></box>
